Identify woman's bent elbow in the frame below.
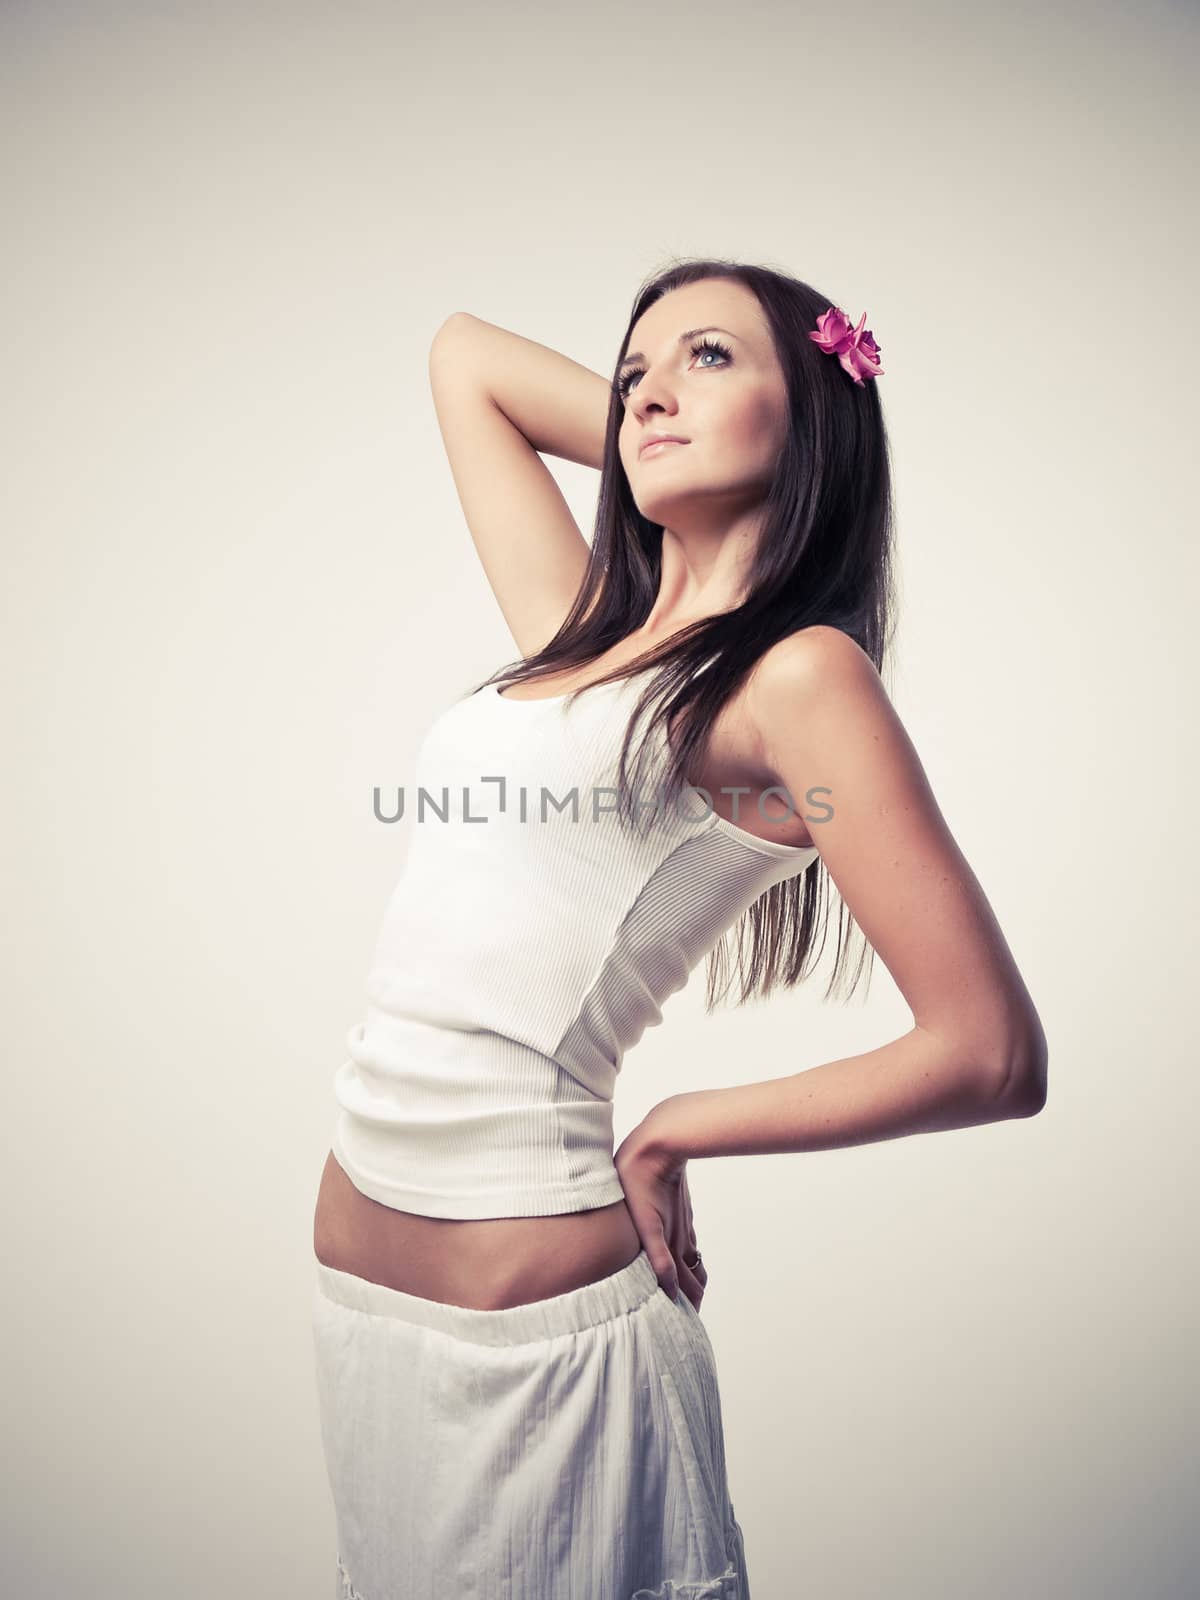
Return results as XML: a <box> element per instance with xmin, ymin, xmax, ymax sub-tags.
<box><xmin>998</xmin><ymin>1032</ymin><xmax>1049</xmax><ymax>1117</ymax></box>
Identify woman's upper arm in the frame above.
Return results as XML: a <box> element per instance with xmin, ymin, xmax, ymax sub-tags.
<box><xmin>749</xmin><ymin>627</ymin><xmax>1048</xmax><ymax>1106</ymax></box>
<box><xmin>428</xmin><ymin>319</ymin><xmax>591</xmax><ymax>660</ymax></box>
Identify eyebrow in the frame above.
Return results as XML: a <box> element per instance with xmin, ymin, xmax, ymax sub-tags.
<box><xmin>617</xmin><ymin>326</ymin><xmax>742</xmax><ymax>373</ymax></box>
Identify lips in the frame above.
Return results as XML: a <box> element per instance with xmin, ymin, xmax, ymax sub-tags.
<box><xmin>639</xmin><ymin>436</ymin><xmax>689</xmax><ymax>456</ymax></box>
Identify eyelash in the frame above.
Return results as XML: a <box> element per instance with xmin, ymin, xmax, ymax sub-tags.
<box><xmin>615</xmin><ymin>336</ymin><xmax>733</xmax><ymax>400</ymax></box>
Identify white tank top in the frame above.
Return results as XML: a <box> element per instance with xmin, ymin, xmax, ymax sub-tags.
<box><xmin>331</xmin><ymin>667</ymin><xmax>820</xmax><ymax>1219</ymax></box>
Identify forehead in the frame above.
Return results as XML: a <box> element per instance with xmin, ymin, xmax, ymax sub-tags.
<box><xmin>627</xmin><ymin>278</ymin><xmax>766</xmax><ymax>353</ymax></box>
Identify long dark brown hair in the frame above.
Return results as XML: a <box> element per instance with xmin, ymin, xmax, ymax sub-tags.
<box><xmin>471</xmin><ymin>256</ymin><xmax>897</xmax><ymax>1008</ymax></box>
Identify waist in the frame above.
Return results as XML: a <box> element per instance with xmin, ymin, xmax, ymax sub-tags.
<box><xmin>313</xmin><ymin>1149</ymin><xmax>641</xmax><ymax>1310</ymax></box>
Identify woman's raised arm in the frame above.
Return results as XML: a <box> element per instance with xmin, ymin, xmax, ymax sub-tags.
<box><xmin>427</xmin><ymin>313</ymin><xmax>610</xmax><ymax>658</ymax></box>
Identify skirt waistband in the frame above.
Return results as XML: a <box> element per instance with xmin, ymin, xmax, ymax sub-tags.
<box><xmin>313</xmin><ymin>1248</ymin><xmax>664</xmax><ymax>1346</ymax></box>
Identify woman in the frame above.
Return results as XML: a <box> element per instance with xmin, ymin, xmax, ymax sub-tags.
<box><xmin>310</xmin><ymin>258</ymin><xmax>1048</xmax><ymax>1598</ymax></box>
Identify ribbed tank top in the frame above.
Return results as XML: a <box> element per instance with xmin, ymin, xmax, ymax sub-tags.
<box><xmin>331</xmin><ymin>667</ymin><xmax>820</xmax><ymax>1219</ymax></box>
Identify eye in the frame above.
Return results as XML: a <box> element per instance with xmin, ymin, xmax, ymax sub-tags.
<box><xmin>615</xmin><ymin>336</ymin><xmax>733</xmax><ymax>401</ymax></box>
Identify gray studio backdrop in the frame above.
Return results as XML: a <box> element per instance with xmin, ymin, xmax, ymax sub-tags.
<box><xmin>3</xmin><ymin>1</ymin><xmax>1196</xmax><ymax>1597</ymax></box>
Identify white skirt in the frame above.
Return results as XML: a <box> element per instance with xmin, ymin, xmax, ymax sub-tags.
<box><xmin>310</xmin><ymin>1246</ymin><xmax>752</xmax><ymax>1598</ymax></box>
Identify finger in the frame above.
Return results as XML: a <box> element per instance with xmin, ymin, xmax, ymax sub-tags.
<box><xmin>676</xmin><ymin>1255</ymin><xmax>704</xmax><ymax>1306</ymax></box>
<box><xmin>646</xmin><ymin>1238</ymin><xmax>679</xmax><ymax>1300</ymax></box>
<box><xmin>677</xmin><ymin>1252</ymin><xmax>707</xmax><ymax>1312</ymax></box>
<box><xmin>676</xmin><ymin>1238</ymin><xmax>706</xmax><ymax>1280</ymax></box>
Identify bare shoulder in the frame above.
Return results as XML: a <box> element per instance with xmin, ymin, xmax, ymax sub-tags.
<box><xmin>748</xmin><ymin>626</ymin><xmax>883</xmax><ymax>732</ymax></box>
<box><xmin>743</xmin><ymin>624</ymin><xmax>900</xmax><ymax>829</ymax></box>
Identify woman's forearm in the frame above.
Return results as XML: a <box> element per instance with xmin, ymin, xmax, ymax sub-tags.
<box><xmin>637</xmin><ymin>1026</ymin><xmax>1045</xmax><ymax>1165</ymax></box>
<box><xmin>429</xmin><ymin>312</ymin><xmax>611</xmax><ymax>470</ymax></box>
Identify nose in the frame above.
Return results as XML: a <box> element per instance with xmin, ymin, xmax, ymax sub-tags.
<box><xmin>629</xmin><ymin>367</ymin><xmax>679</xmax><ymax>422</ymax></box>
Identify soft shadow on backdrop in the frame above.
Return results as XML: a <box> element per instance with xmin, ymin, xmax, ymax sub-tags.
<box><xmin>3</xmin><ymin>2</ymin><xmax>1196</xmax><ymax>1597</ymax></box>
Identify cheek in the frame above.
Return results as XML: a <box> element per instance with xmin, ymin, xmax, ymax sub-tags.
<box><xmin>720</xmin><ymin>392</ymin><xmax>788</xmax><ymax>463</ymax></box>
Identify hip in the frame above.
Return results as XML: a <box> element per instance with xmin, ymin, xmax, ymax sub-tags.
<box><xmin>310</xmin><ymin>1242</ymin><xmax>749</xmax><ymax>1597</ymax></box>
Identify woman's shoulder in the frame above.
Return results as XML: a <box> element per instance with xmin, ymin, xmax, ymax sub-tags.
<box><xmin>742</xmin><ymin>626</ymin><xmax>890</xmax><ymax>770</ymax></box>
<box><xmin>754</xmin><ymin>625</ymin><xmax>878</xmax><ymax>695</ymax></box>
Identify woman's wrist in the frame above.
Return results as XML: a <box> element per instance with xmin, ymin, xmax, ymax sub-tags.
<box><xmin>617</xmin><ymin>1094</ymin><xmax>694</xmax><ymax>1171</ymax></box>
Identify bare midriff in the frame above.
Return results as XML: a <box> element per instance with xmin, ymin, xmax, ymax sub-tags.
<box><xmin>311</xmin><ymin>636</ymin><xmax>811</xmax><ymax>1312</ymax></box>
<box><xmin>312</xmin><ymin>1149</ymin><xmax>643</xmax><ymax>1310</ymax></box>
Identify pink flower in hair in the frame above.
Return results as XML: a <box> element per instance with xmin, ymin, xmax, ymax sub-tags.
<box><xmin>808</xmin><ymin>306</ymin><xmax>884</xmax><ymax>385</ymax></box>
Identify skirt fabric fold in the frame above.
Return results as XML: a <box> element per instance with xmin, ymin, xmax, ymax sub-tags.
<box><xmin>311</xmin><ymin>1247</ymin><xmax>752</xmax><ymax>1599</ymax></box>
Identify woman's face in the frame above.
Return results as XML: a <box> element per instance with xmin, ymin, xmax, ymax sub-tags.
<box><xmin>616</xmin><ymin>278</ymin><xmax>791</xmax><ymax>531</ymax></box>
